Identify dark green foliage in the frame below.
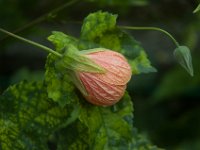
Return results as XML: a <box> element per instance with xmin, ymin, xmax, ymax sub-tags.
<box><xmin>0</xmin><ymin>11</ymin><xmax>162</xmax><ymax>150</ymax></box>
<box><xmin>78</xmin><ymin>93</ymin><xmax>134</xmax><ymax>149</ymax></box>
<box><xmin>86</xmin><ymin>0</ymin><xmax>148</xmax><ymax>6</ymax></box>
<box><xmin>45</xmin><ymin>53</ymin><xmax>78</xmax><ymax>106</ymax></box>
<box><xmin>0</xmin><ymin>81</ymin><xmax>79</xmax><ymax>150</ymax></box>
<box><xmin>55</xmin><ymin>93</ymin><xmax>162</xmax><ymax>150</ymax></box>
<box><xmin>0</xmin><ymin>81</ymin><xmax>161</xmax><ymax>150</ymax></box>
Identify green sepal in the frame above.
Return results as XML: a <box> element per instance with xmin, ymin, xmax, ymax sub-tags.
<box><xmin>46</xmin><ymin>43</ymin><xmax>107</xmax><ymax>99</ymax></box>
<box><xmin>79</xmin><ymin>48</ymin><xmax>106</xmax><ymax>54</ymax></box>
<box><xmin>174</xmin><ymin>46</ymin><xmax>194</xmax><ymax>76</ymax></box>
<box><xmin>56</xmin><ymin>45</ymin><xmax>106</xmax><ymax>73</ymax></box>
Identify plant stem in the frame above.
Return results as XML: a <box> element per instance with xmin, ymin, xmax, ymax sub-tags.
<box><xmin>0</xmin><ymin>28</ymin><xmax>62</xmax><ymax>57</ymax></box>
<box><xmin>120</xmin><ymin>26</ymin><xmax>180</xmax><ymax>47</ymax></box>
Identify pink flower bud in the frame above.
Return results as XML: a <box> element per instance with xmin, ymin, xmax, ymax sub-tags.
<box><xmin>78</xmin><ymin>50</ymin><xmax>132</xmax><ymax>106</ymax></box>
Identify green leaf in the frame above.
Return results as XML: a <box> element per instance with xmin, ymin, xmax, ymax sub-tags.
<box><xmin>54</xmin><ymin>92</ymin><xmax>134</xmax><ymax>150</ymax></box>
<box><xmin>45</xmin><ymin>31</ymin><xmax>81</xmax><ymax>106</ymax></box>
<box><xmin>0</xmin><ymin>81</ymin><xmax>80</xmax><ymax>150</ymax></box>
<box><xmin>81</xmin><ymin>11</ymin><xmax>117</xmax><ymax>41</ymax></box>
<box><xmin>193</xmin><ymin>4</ymin><xmax>200</xmax><ymax>13</ymax></box>
<box><xmin>78</xmin><ymin>92</ymin><xmax>134</xmax><ymax>150</ymax></box>
<box><xmin>119</xmin><ymin>31</ymin><xmax>157</xmax><ymax>74</ymax></box>
<box><xmin>48</xmin><ymin>31</ymin><xmax>78</xmax><ymax>52</ymax></box>
<box><xmin>53</xmin><ymin>92</ymin><xmax>162</xmax><ymax>149</ymax></box>
<box><xmin>56</xmin><ymin>120</ymin><xmax>90</xmax><ymax>150</ymax></box>
<box><xmin>174</xmin><ymin>46</ymin><xmax>193</xmax><ymax>76</ymax></box>
<box><xmin>45</xmin><ymin>53</ymin><xmax>79</xmax><ymax>107</ymax></box>
<box><xmin>79</xmin><ymin>92</ymin><xmax>162</xmax><ymax>149</ymax></box>
<box><xmin>80</xmin><ymin>11</ymin><xmax>156</xmax><ymax>74</ymax></box>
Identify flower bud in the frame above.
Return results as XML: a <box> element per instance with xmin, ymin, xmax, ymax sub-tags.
<box><xmin>78</xmin><ymin>49</ymin><xmax>132</xmax><ymax>106</ymax></box>
<box><xmin>56</xmin><ymin>47</ymin><xmax>132</xmax><ymax>106</ymax></box>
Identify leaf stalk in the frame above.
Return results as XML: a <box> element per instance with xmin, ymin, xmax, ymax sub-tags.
<box><xmin>119</xmin><ymin>26</ymin><xmax>180</xmax><ymax>47</ymax></box>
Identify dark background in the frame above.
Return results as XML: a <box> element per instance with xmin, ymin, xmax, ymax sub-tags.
<box><xmin>1</xmin><ymin>0</ymin><xmax>200</xmax><ymax>149</ymax></box>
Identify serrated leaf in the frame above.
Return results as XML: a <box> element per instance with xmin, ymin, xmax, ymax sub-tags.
<box><xmin>46</xmin><ymin>31</ymin><xmax>86</xmax><ymax>107</ymax></box>
<box><xmin>81</xmin><ymin>11</ymin><xmax>117</xmax><ymax>41</ymax></box>
<box><xmin>56</xmin><ymin>120</ymin><xmax>89</xmax><ymax>150</ymax></box>
<box><xmin>45</xmin><ymin>33</ymin><xmax>80</xmax><ymax>106</ymax></box>
<box><xmin>48</xmin><ymin>31</ymin><xmax>78</xmax><ymax>52</ymax></box>
<box><xmin>0</xmin><ymin>81</ymin><xmax>80</xmax><ymax>150</ymax></box>
<box><xmin>129</xmin><ymin>51</ymin><xmax>157</xmax><ymax>74</ymax></box>
<box><xmin>45</xmin><ymin>53</ymin><xmax>79</xmax><ymax>107</ymax></box>
<box><xmin>119</xmin><ymin>31</ymin><xmax>157</xmax><ymax>74</ymax></box>
<box><xmin>80</xmin><ymin>11</ymin><xmax>156</xmax><ymax>74</ymax></box>
<box><xmin>53</xmin><ymin>92</ymin><xmax>163</xmax><ymax>149</ymax></box>
<box><xmin>52</xmin><ymin>93</ymin><xmax>134</xmax><ymax>150</ymax></box>
<box><xmin>82</xmin><ymin>92</ymin><xmax>162</xmax><ymax>150</ymax></box>
<box><xmin>51</xmin><ymin>92</ymin><xmax>135</xmax><ymax>150</ymax></box>
<box><xmin>75</xmin><ymin>92</ymin><xmax>134</xmax><ymax>149</ymax></box>
<box><xmin>193</xmin><ymin>4</ymin><xmax>200</xmax><ymax>13</ymax></box>
<box><xmin>174</xmin><ymin>46</ymin><xmax>193</xmax><ymax>76</ymax></box>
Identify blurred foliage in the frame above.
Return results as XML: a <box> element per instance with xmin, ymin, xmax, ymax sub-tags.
<box><xmin>87</xmin><ymin>0</ymin><xmax>149</xmax><ymax>7</ymax></box>
<box><xmin>0</xmin><ymin>0</ymin><xmax>25</xmax><ymax>29</ymax></box>
<box><xmin>135</xmin><ymin>56</ymin><xmax>200</xmax><ymax>149</ymax></box>
<box><xmin>151</xmin><ymin>58</ymin><xmax>200</xmax><ymax>103</ymax></box>
<box><xmin>1</xmin><ymin>0</ymin><xmax>200</xmax><ymax>149</ymax></box>
<box><xmin>10</xmin><ymin>68</ymin><xmax>44</xmax><ymax>85</ymax></box>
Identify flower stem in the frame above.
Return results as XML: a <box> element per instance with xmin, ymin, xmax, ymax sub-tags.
<box><xmin>0</xmin><ymin>28</ymin><xmax>62</xmax><ymax>57</ymax></box>
<box><xmin>119</xmin><ymin>26</ymin><xmax>180</xmax><ymax>47</ymax></box>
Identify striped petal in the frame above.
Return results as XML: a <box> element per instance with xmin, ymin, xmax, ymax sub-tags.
<box><xmin>79</xmin><ymin>72</ymin><xmax>126</xmax><ymax>106</ymax></box>
<box><xmin>86</xmin><ymin>50</ymin><xmax>132</xmax><ymax>85</ymax></box>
